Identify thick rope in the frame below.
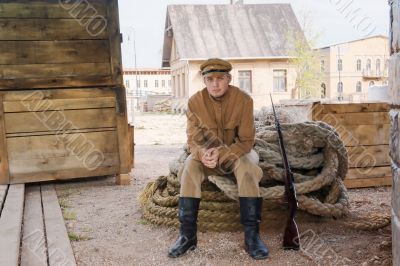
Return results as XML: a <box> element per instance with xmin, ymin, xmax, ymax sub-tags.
<box><xmin>139</xmin><ymin>119</ymin><xmax>390</xmax><ymax>231</ymax></box>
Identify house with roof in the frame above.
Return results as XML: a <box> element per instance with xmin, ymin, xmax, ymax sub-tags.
<box><xmin>161</xmin><ymin>4</ymin><xmax>306</xmax><ymax>110</ymax></box>
<box><xmin>317</xmin><ymin>35</ymin><xmax>389</xmax><ymax>102</ymax></box>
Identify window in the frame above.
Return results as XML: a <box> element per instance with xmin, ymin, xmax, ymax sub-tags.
<box><xmin>356</xmin><ymin>81</ymin><xmax>362</xmax><ymax>92</ymax></box>
<box><xmin>162</xmin><ymin>80</ymin><xmax>165</xmax><ymax>87</ymax></box>
<box><xmin>337</xmin><ymin>81</ymin><xmax>343</xmax><ymax>93</ymax></box>
<box><xmin>321</xmin><ymin>83</ymin><xmax>326</xmax><ymax>98</ymax></box>
<box><xmin>155</xmin><ymin>80</ymin><xmax>159</xmax><ymax>87</ymax></box>
<box><xmin>320</xmin><ymin>60</ymin><xmax>325</xmax><ymax>72</ymax></box>
<box><xmin>273</xmin><ymin>70</ymin><xmax>287</xmax><ymax>92</ymax></box>
<box><xmin>366</xmin><ymin>59</ymin><xmax>371</xmax><ymax>71</ymax></box>
<box><xmin>136</xmin><ymin>80</ymin><xmax>140</xmax><ymax>88</ymax></box>
<box><xmin>356</xmin><ymin>59</ymin><xmax>361</xmax><ymax>71</ymax></box>
<box><xmin>125</xmin><ymin>80</ymin><xmax>130</xmax><ymax>88</ymax></box>
<box><xmin>238</xmin><ymin>70</ymin><xmax>252</xmax><ymax>93</ymax></box>
<box><xmin>376</xmin><ymin>59</ymin><xmax>381</xmax><ymax>74</ymax></box>
<box><xmin>337</xmin><ymin>59</ymin><xmax>343</xmax><ymax>71</ymax></box>
<box><xmin>144</xmin><ymin>80</ymin><xmax>148</xmax><ymax>88</ymax></box>
<box><xmin>181</xmin><ymin>74</ymin><xmax>185</xmax><ymax>97</ymax></box>
<box><xmin>168</xmin><ymin>80</ymin><xmax>171</xmax><ymax>87</ymax></box>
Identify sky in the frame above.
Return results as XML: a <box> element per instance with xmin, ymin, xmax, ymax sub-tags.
<box><xmin>117</xmin><ymin>0</ymin><xmax>389</xmax><ymax>68</ymax></box>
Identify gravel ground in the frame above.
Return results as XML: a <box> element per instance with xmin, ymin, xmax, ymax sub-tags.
<box><xmin>55</xmin><ymin>144</ymin><xmax>392</xmax><ymax>266</ymax></box>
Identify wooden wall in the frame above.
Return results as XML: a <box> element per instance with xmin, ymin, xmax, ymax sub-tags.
<box><xmin>0</xmin><ymin>0</ymin><xmax>123</xmax><ymax>89</ymax></box>
<box><xmin>312</xmin><ymin>102</ymin><xmax>391</xmax><ymax>188</ymax></box>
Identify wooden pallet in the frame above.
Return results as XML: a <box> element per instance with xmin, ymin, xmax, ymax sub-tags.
<box><xmin>0</xmin><ymin>184</ymin><xmax>76</xmax><ymax>266</ymax></box>
<box><xmin>312</xmin><ymin>102</ymin><xmax>391</xmax><ymax>188</ymax></box>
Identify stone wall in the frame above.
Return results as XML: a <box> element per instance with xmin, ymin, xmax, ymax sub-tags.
<box><xmin>389</xmin><ymin>0</ymin><xmax>400</xmax><ymax>264</ymax></box>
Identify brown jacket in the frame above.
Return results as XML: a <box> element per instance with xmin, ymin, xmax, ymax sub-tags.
<box><xmin>186</xmin><ymin>85</ymin><xmax>256</xmax><ymax>168</ymax></box>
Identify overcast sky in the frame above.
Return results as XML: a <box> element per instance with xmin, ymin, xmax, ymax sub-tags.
<box><xmin>118</xmin><ymin>0</ymin><xmax>389</xmax><ymax>68</ymax></box>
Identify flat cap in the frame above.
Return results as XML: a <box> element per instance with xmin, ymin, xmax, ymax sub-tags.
<box><xmin>200</xmin><ymin>58</ymin><xmax>232</xmax><ymax>76</ymax></box>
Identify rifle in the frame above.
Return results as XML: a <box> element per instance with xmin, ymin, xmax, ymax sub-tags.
<box><xmin>270</xmin><ymin>94</ymin><xmax>300</xmax><ymax>250</ymax></box>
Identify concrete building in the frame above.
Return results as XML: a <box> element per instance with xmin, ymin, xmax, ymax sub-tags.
<box><xmin>318</xmin><ymin>35</ymin><xmax>389</xmax><ymax>102</ymax></box>
<box><xmin>161</xmin><ymin>4</ymin><xmax>306</xmax><ymax>110</ymax></box>
<box><xmin>123</xmin><ymin>68</ymin><xmax>172</xmax><ymax>120</ymax></box>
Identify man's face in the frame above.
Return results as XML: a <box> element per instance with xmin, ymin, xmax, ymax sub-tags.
<box><xmin>203</xmin><ymin>74</ymin><xmax>231</xmax><ymax>98</ymax></box>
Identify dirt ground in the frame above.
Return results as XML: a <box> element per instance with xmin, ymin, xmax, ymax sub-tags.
<box><xmin>54</xmin><ymin>114</ymin><xmax>392</xmax><ymax>266</ymax></box>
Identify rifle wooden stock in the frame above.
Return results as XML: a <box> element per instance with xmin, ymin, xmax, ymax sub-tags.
<box><xmin>270</xmin><ymin>95</ymin><xmax>300</xmax><ymax>250</ymax></box>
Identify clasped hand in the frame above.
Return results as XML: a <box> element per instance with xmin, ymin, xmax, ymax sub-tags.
<box><xmin>201</xmin><ymin>147</ymin><xmax>219</xmax><ymax>169</ymax></box>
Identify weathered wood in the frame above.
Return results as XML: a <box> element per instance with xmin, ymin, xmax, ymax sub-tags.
<box><xmin>0</xmin><ymin>18</ymin><xmax>108</xmax><ymax>40</ymax></box>
<box><xmin>4</xmin><ymin>96</ymin><xmax>115</xmax><ymax>113</ymax></box>
<box><xmin>344</xmin><ymin>177</ymin><xmax>392</xmax><ymax>188</ymax></box>
<box><xmin>346</xmin><ymin>166</ymin><xmax>392</xmax><ymax>180</ymax></box>
<box><xmin>41</xmin><ymin>184</ymin><xmax>76</xmax><ymax>266</ymax></box>
<box><xmin>0</xmin><ymin>1</ymin><xmax>107</xmax><ymax>19</ymax></box>
<box><xmin>5</xmin><ymin>108</ymin><xmax>116</xmax><ymax>134</ymax></box>
<box><xmin>392</xmin><ymin>162</ymin><xmax>400</xmax><ymax>219</ymax></box>
<box><xmin>0</xmin><ymin>63</ymin><xmax>111</xmax><ymax>80</ymax></box>
<box><xmin>390</xmin><ymin>109</ymin><xmax>400</xmax><ymax>165</ymax></box>
<box><xmin>315</xmin><ymin>112</ymin><xmax>390</xmax><ymax>125</ymax></box>
<box><xmin>21</xmin><ymin>186</ymin><xmax>47</xmax><ymax>266</ymax></box>
<box><xmin>347</xmin><ymin>145</ymin><xmax>390</xmax><ymax>168</ymax></box>
<box><xmin>0</xmin><ymin>93</ymin><xmax>9</xmax><ymax>184</ymax></box>
<box><xmin>11</xmin><ymin>166</ymin><xmax>117</xmax><ymax>184</ymax></box>
<box><xmin>0</xmin><ymin>184</ymin><xmax>25</xmax><ymax>266</ymax></box>
<box><xmin>313</xmin><ymin>102</ymin><xmax>389</xmax><ymax>114</ymax></box>
<box><xmin>116</xmin><ymin>173</ymin><xmax>130</xmax><ymax>185</ymax></box>
<box><xmin>389</xmin><ymin>54</ymin><xmax>400</xmax><ymax>105</ymax></box>
<box><xmin>0</xmin><ymin>40</ymin><xmax>109</xmax><ymax>65</ymax></box>
<box><xmin>3</xmin><ymin>87</ymin><xmax>115</xmax><ymax>101</ymax></box>
<box><xmin>7</xmin><ymin>131</ymin><xmax>118</xmax><ymax>160</ymax></box>
<box><xmin>129</xmin><ymin>124</ymin><xmax>134</xmax><ymax>169</ymax></box>
<box><xmin>336</xmin><ymin>124</ymin><xmax>390</xmax><ymax>146</ymax></box>
<box><xmin>6</xmin><ymin>127</ymin><xmax>116</xmax><ymax>138</ymax></box>
<box><xmin>108</xmin><ymin>0</ymin><xmax>123</xmax><ymax>85</ymax></box>
<box><xmin>0</xmin><ymin>75</ymin><xmax>114</xmax><ymax>90</ymax></box>
<box><xmin>115</xmin><ymin>87</ymin><xmax>131</xmax><ymax>174</ymax></box>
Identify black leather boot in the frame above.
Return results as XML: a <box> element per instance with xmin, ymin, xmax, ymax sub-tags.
<box><xmin>168</xmin><ymin>197</ymin><xmax>200</xmax><ymax>258</ymax></box>
<box><xmin>239</xmin><ymin>197</ymin><xmax>269</xmax><ymax>260</ymax></box>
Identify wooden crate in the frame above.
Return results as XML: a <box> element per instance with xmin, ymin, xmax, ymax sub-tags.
<box><xmin>312</xmin><ymin>102</ymin><xmax>391</xmax><ymax>188</ymax></box>
<box><xmin>0</xmin><ymin>0</ymin><xmax>133</xmax><ymax>185</ymax></box>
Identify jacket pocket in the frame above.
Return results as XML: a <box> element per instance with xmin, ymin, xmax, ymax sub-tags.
<box><xmin>223</xmin><ymin>122</ymin><xmax>238</xmax><ymax>146</ymax></box>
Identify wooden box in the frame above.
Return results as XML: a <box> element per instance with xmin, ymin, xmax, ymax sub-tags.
<box><xmin>312</xmin><ymin>102</ymin><xmax>391</xmax><ymax>188</ymax></box>
<box><xmin>0</xmin><ymin>0</ymin><xmax>133</xmax><ymax>184</ymax></box>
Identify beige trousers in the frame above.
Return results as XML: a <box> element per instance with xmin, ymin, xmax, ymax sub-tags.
<box><xmin>178</xmin><ymin>150</ymin><xmax>263</xmax><ymax>198</ymax></box>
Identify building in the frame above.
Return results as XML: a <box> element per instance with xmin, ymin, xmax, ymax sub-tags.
<box><xmin>161</xmin><ymin>4</ymin><xmax>306</xmax><ymax>110</ymax></box>
<box><xmin>318</xmin><ymin>35</ymin><xmax>389</xmax><ymax>102</ymax></box>
<box><xmin>123</xmin><ymin>68</ymin><xmax>172</xmax><ymax>120</ymax></box>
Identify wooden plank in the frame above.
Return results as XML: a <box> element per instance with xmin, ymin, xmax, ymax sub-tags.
<box><xmin>4</xmin><ymin>96</ymin><xmax>115</xmax><ymax>113</ymax></box>
<box><xmin>21</xmin><ymin>186</ymin><xmax>47</xmax><ymax>266</ymax></box>
<box><xmin>0</xmin><ymin>184</ymin><xmax>25</xmax><ymax>266</ymax></box>
<box><xmin>314</xmin><ymin>103</ymin><xmax>389</xmax><ymax>114</ymax></box>
<box><xmin>7</xmin><ymin>131</ymin><xmax>118</xmax><ymax>160</ymax></box>
<box><xmin>3</xmin><ymin>87</ymin><xmax>115</xmax><ymax>101</ymax></box>
<box><xmin>108</xmin><ymin>0</ymin><xmax>123</xmax><ymax>85</ymax></box>
<box><xmin>315</xmin><ymin>111</ymin><xmax>389</xmax><ymax>125</ymax></box>
<box><xmin>344</xmin><ymin>177</ymin><xmax>392</xmax><ymax>188</ymax></box>
<box><xmin>0</xmin><ymin>2</ymin><xmax>107</xmax><ymax>18</ymax></box>
<box><xmin>346</xmin><ymin>166</ymin><xmax>392</xmax><ymax>180</ymax></box>
<box><xmin>336</xmin><ymin>124</ymin><xmax>389</xmax><ymax>146</ymax></box>
<box><xmin>116</xmin><ymin>173</ymin><xmax>130</xmax><ymax>185</ymax></box>
<box><xmin>5</xmin><ymin>108</ymin><xmax>116</xmax><ymax>134</ymax></box>
<box><xmin>11</xmin><ymin>166</ymin><xmax>118</xmax><ymax>184</ymax></box>
<box><xmin>6</xmin><ymin>127</ymin><xmax>116</xmax><ymax>138</ymax></box>
<box><xmin>0</xmin><ymin>40</ymin><xmax>109</xmax><ymax>65</ymax></box>
<box><xmin>0</xmin><ymin>93</ymin><xmax>10</xmax><ymax>184</ymax></box>
<box><xmin>0</xmin><ymin>63</ymin><xmax>111</xmax><ymax>79</ymax></box>
<box><xmin>0</xmin><ymin>19</ymin><xmax>108</xmax><ymax>40</ymax></box>
<box><xmin>347</xmin><ymin>145</ymin><xmax>390</xmax><ymax>168</ymax></box>
<box><xmin>41</xmin><ymin>184</ymin><xmax>76</xmax><ymax>266</ymax></box>
<box><xmin>0</xmin><ymin>75</ymin><xmax>114</xmax><ymax>90</ymax></box>
<box><xmin>9</xmin><ymin>152</ymin><xmax>118</xmax><ymax>177</ymax></box>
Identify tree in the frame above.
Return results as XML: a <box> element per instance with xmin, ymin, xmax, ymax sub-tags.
<box><xmin>288</xmin><ymin>12</ymin><xmax>323</xmax><ymax>99</ymax></box>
